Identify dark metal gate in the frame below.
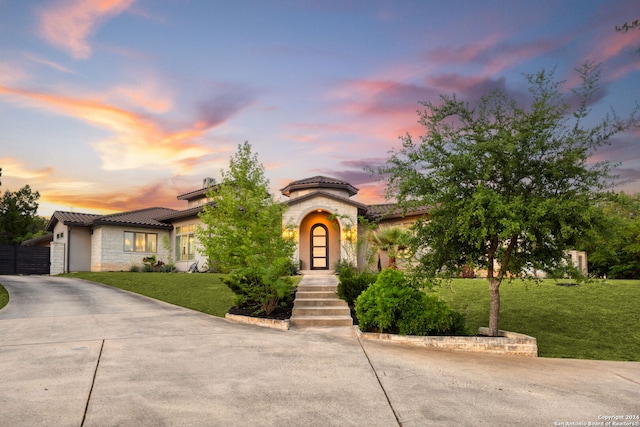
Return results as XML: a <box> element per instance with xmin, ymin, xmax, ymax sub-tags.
<box><xmin>0</xmin><ymin>245</ymin><xmax>50</xmax><ymax>275</ymax></box>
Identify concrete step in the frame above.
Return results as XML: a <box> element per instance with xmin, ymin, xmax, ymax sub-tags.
<box><xmin>295</xmin><ymin>291</ymin><xmax>339</xmax><ymax>299</ymax></box>
<box><xmin>291</xmin><ymin>273</ymin><xmax>352</xmax><ymax>328</ymax></box>
<box><xmin>292</xmin><ymin>306</ymin><xmax>351</xmax><ymax>317</ymax></box>
<box><xmin>296</xmin><ymin>285</ymin><xmax>338</xmax><ymax>292</ymax></box>
<box><xmin>290</xmin><ymin>316</ymin><xmax>353</xmax><ymax>327</ymax></box>
<box><xmin>293</xmin><ymin>298</ymin><xmax>348</xmax><ymax>307</ymax></box>
<box><xmin>298</xmin><ymin>270</ymin><xmax>336</xmax><ymax>275</ymax></box>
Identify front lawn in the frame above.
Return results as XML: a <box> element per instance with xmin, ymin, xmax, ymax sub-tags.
<box><xmin>0</xmin><ymin>284</ymin><xmax>8</xmax><ymax>310</ymax></box>
<box><xmin>56</xmin><ymin>273</ymin><xmax>639</xmax><ymax>361</ymax></box>
<box><xmin>62</xmin><ymin>272</ymin><xmax>236</xmax><ymax>317</ymax></box>
<box><xmin>62</xmin><ymin>272</ymin><xmax>302</xmax><ymax>318</ymax></box>
<box><xmin>438</xmin><ymin>279</ymin><xmax>640</xmax><ymax>361</ymax></box>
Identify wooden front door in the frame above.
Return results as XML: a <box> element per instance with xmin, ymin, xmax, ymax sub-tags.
<box><xmin>310</xmin><ymin>224</ymin><xmax>329</xmax><ymax>269</ymax></box>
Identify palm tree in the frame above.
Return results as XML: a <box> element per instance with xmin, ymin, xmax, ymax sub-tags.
<box><xmin>369</xmin><ymin>226</ymin><xmax>409</xmax><ymax>269</ymax></box>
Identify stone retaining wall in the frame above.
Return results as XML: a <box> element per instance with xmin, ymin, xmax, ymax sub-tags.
<box><xmin>225</xmin><ymin>313</ymin><xmax>290</xmax><ymax>330</ymax></box>
<box><xmin>357</xmin><ymin>327</ymin><xmax>538</xmax><ymax>357</ymax></box>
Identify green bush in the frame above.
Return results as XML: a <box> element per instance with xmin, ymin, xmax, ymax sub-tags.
<box><xmin>337</xmin><ymin>267</ymin><xmax>377</xmax><ymax>305</ymax></box>
<box><xmin>334</xmin><ymin>259</ymin><xmax>355</xmax><ymax>275</ymax></box>
<box><xmin>223</xmin><ymin>261</ymin><xmax>294</xmax><ymax>315</ymax></box>
<box><xmin>355</xmin><ymin>269</ymin><xmax>467</xmax><ymax>336</ymax></box>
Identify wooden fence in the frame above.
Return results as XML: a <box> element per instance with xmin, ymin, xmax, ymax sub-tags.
<box><xmin>0</xmin><ymin>245</ymin><xmax>50</xmax><ymax>275</ymax></box>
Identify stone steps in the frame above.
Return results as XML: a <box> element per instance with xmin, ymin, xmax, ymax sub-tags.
<box><xmin>292</xmin><ymin>306</ymin><xmax>351</xmax><ymax>317</ymax></box>
<box><xmin>290</xmin><ymin>274</ymin><xmax>353</xmax><ymax>328</ymax></box>
<box><xmin>290</xmin><ymin>316</ymin><xmax>354</xmax><ymax>327</ymax></box>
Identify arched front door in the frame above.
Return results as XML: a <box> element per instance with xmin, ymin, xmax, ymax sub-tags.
<box><xmin>310</xmin><ymin>224</ymin><xmax>329</xmax><ymax>270</ymax></box>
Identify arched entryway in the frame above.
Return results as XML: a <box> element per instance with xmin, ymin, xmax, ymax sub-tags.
<box><xmin>310</xmin><ymin>224</ymin><xmax>329</xmax><ymax>269</ymax></box>
<box><xmin>297</xmin><ymin>210</ymin><xmax>341</xmax><ymax>271</ymax></box>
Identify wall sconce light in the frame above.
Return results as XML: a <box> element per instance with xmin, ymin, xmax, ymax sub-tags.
<box><xmin>283</xmin><ymin>228</ymin><xmax>298</xmax><ymax>240</ymax></box>
<box><xmin>342</xmin><ymin>228</ymin><xmax>357</xmax><ymax>241</ymax></box>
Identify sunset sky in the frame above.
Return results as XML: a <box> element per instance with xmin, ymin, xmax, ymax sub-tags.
<box><xmin>1</xmin><ymin>0</ymin><xmax>639</xmax><ymax>217</ymax></box>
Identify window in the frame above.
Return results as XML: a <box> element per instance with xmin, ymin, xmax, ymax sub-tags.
<box><xmin>175</xmin><ymin>224</ymin><xmax>195</xmax><ymax>261</ymax></box>
<box><xmin>124</xmin><ymin>232</ymin><xmax>157</xmax><ymax>253</ymax></box>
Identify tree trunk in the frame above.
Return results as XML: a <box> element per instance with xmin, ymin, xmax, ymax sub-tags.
<box><xmin>488</xmin><ymin>278</ymin><xmax>500</xmax><ymax>336</ymax></box>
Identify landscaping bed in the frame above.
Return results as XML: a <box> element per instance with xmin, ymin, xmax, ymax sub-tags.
<box><xmin>227</xmin><ymin>298</ymin><xmax>294</xmax><ymax>320</ymax></box>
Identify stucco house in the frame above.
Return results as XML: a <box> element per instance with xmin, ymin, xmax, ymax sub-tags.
<box><xmin>45</xmin><ymin>175</ymin><xmax>588</xmax><ymax>277</ymax></box>
<box><xmin>46</xmin><ymin>176</ymin><xmax>426</xmax><ymax>274</ymax></box>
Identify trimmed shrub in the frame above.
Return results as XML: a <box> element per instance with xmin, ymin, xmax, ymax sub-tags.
<box><xmin>223</xmin><ymin>261</ymin><xmax>294</xmax><ymax>315</ymax></box>
<box><xmin>337</xmin><ymin>267</ymin><xmax>377</xmax><ymax>305</ymax></box>
<box><xmin>355</xmin><ymin>269</ymin><xmax>467</xmax><ymax>336</ymax></box>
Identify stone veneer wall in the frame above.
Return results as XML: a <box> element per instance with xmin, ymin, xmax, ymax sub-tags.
<box><xmin>357</xmin><ymin>327</ymin><xmax>538</xmax><ymax>357</ymax></box>
<box><xmin>50</xmin><ymin>241</ymin><xmax>65</xmax><ymax>275</ymax></box>
<box><xmin>91</xmin><ymin>226</ymin><xmax>171</xmax><ymax>271</ymax></box>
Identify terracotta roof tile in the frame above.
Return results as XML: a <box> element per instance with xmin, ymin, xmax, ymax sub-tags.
<box><xmin>284</xmin><ymin>191</ymin><xmax>368</xmax><ymax>210</ymax></box>
<box><xmin>53</xmin><ymin>211</ymin><xmax>103</xmax><ymax>225</ymax></box>
<box><xmin>46</xmin><ymin>211</ymin><xmax>103</xmax><ymax>231</ymax></box>
<box><xmin>365</xmin><ymin>203</ymin><xmax>430</xmax><ymax>220</ymax></box>
<box><xmin>95</xmin><ymin>207</ymin><xmax>177</xmax><ymax>229</ymax></box>
<box><xmin>280</xmin><ymin>175</ymin><xmax>359</xmax><ymax>197</ymax></box>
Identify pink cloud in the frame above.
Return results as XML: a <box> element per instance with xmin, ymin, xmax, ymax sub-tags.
<box><xmin>0</xmin><ymin>157</ymin><xmax>53</xmax><ymax>180</ymax></box>
<box><xmin>22</xmin><ymin>52</ymin><xmax>76</xmax><ymax>74</ymax></box>
<box><xmin>42</xmin><ymin>181</ymin><xmax>186</xmax><ymax>213</ymax></box>
<box><xmin>0</xmin><ymin>84</ymin><xmax>216</xmax><ymax>173</ymax></box>
<box><xmin>38</xmin><ymin>0</ymin><xmax>135</xmax><ymax>59</ymax></box>
<box><xmin>426</xmin><ymin>36</ymin><xmax>562</xmax><ymax>76</ymax></box>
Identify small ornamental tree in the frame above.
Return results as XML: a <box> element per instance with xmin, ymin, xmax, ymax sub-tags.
<box><xmin>196</xmin><ymin>142</ymin><xmax>295</xmax><ymax>314</ymax></box>
<box><xmin>379</xmin><ymin>64</ymin><xmax>638</xmax><ymax>336</ymax></box>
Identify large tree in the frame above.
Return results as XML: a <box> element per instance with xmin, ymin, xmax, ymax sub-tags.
<box><xmin>380</xmin><ymin>64</ymin><xmax>637</xmax><ymax>336</ymax></box>
<box><xmin>0</xmin><ymin>183</ymin><xmax>42</xmax><ymax>245</ymax></box>
<box><xmin>197</xmin><ymin>142</ymin><xmax>295</xmax><ymax>314</ymax></box>
<box><xmin>579</xmin><ymin>192</ymin><xmax>640</xmax><ymax>279</ymax></box>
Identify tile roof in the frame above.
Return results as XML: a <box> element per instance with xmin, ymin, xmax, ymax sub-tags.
<box><xmin>365</xmin><ymin>203</ymin><xmax>430</xmax><ymax>220</ymax></box>
<box><xmin>53</xmin><ymin>211</ymin><xmax>103</xmax><ymax>225</ymax></box>
<box><xmin>155</xmin><ymin>203</ymin><xmax>215</xmax><ymax>221</ymax></box>
<box><xmin>21</xmin><ymin>233</ymin><xmax>54</xmax><ymax>246</ymax></box>
<box><xmin>284</xmin><ymin>190</ymin><xmax>368</xmax><ymax>210</ymax></box>
<box><xmin>177</xmin><ymin>187</ymin><xmax>211</xmax><ymax>201</ymax></box>
<box><xmin>94</xmin><ymin>207</ymin><xmax>177</xmax><ymax>229</ymax></box>
<box><xmin>46</xmin><ymin>211</ymin><xmax>104</xmax><ymax>231</ymax></box>
<box><xmin>280</xmin><ymin>175</ymin><xmax>359</xmax><ymax>197</ymax></box>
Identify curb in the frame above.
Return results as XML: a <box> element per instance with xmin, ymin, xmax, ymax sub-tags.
<box><xmin>356</xmin><ymin>326</ymin><xmax>538</xmax><ymax>357</ymax></box>
<box><xmin>224</xmin><ymin>313</ymin><xmax>290</xmax><ymax>330</ymax></box>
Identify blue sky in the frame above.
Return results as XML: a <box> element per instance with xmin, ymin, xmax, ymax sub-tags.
<box><xmin>0</xmin><ymin>0</ymin><xmax>638</xmax><ymax>216</ymax></box>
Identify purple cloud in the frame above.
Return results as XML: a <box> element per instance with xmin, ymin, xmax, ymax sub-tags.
<box><xmin>196</xmin><ymin>86</ymin><xmax>255</xmax><ymax>128</ymax></box>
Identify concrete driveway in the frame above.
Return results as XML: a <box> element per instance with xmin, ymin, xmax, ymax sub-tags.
<box><xmin>0</xmin><ymin>275</ymin><xmax>638</xmax><ymax>427</ymax></box>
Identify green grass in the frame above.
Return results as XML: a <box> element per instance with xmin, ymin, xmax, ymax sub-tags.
<box><xmin>0</xmin><ymin>284</ymin><xmax>8</xmax><ymax>310</ymax></box>
<box><xmin>62</xmin><ymin>272</ymin><xmax>236</xmax><ymax>317</ymax></box>
<box><xmin>437</xmin><ymin>279</ymin><xmax>640</xmax><ymax>361</ymax></box>
<box><xmin>61</xmin><ymin>272</ymin><xmax>302</xmax><ymax>318</ymax></box>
